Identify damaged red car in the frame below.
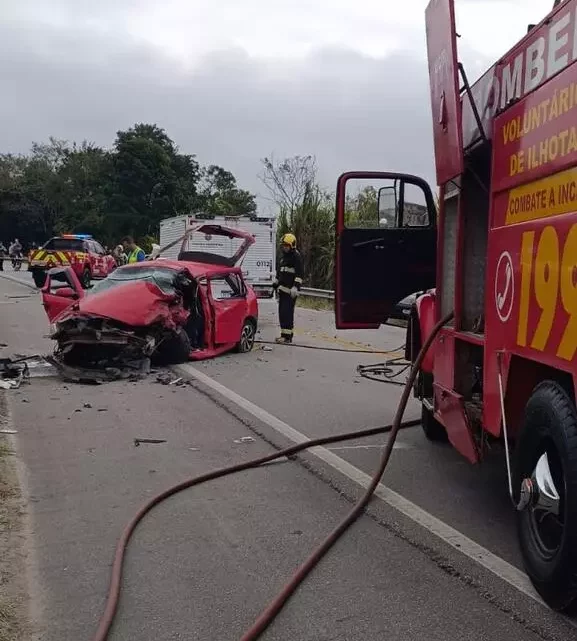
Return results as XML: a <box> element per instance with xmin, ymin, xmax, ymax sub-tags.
<box><xmin>40</xmin><ymin>224</ymin><xmax>259</xmax><ymax>378</ymax></box>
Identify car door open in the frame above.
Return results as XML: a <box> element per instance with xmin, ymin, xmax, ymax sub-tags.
<box><xmin>209</xmin><ymin>273</ymin><xmax>246</xmax><ymax>345</ymax></box>
<box><xmin>41</xmin><ymin>266</ymin><xmax>85</xmax><ymax>322</ymax></box>
<box><xmin>335</xmin><ymin>171</ymin><xmax>438</xmax><ymax>329</ymax></box>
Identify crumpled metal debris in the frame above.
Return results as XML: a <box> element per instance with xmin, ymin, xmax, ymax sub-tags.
<box><xmin>0</xmin><ymin>357</ymin><xmax>30</xmax><ymax>389</ymax></box>
<box><xmin>46</xmin><ymin>354</ymin><xmax>151</xmax><ymax>385</ymax></box>
<box><xmin>46</xmin><ymin>316</ymin><xmax>155</xmax><ymax>384</ymax></box>
<box><xmin>134</xmin><ymin>438</ymin><xmax>167</xmax><ymax>446</ymax></box>
<box><xmin>155</xmin><ymin>372</ymin><xmax>189</xmax><ymax>387</ymax></box>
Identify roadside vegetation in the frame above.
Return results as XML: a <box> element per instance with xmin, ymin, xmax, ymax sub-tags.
<box><xmin>0</xmin><ymin>425</ymin><xmax>26</xmax><ymax>641</ymax></box>
<box><xmin>0</xmin><ymin>126</ymin><xmax>384</xmax><ymax>291</ymax></box>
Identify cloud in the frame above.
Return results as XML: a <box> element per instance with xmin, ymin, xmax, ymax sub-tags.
<box><xmin>8</xmin><ymin>0</ymin><xmax>548</xmax><ymax>212</ymax></box>
<box><xmin>0</xmin><ymin>20</ymin><xmax>444</xmax><ymax>211</ymax></box>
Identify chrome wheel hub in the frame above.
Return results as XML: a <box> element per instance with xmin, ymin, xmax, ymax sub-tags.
<box><xmin>518</xmin><ymin>451</ymin><xmax>563</xmax><ymax>556</ymax></box>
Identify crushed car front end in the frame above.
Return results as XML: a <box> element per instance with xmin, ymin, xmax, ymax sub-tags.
<box><xmin>44</xmin><ymin>264</ymin><xmax>199</xmax><ymax>381</ymax></box>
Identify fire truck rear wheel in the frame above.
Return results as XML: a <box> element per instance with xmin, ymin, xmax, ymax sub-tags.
<box><xmin>513</xmin><ymin>380</ymin><xmax>577</xmax><ymax>613</ymax></box>
<box><xmin>421</xmin><ymin>405</ymin><xmax>448</xmax><ymax>442</ymax></box>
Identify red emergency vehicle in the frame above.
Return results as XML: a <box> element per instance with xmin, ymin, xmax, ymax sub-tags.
<box><xmin>29</xmin><ymin>234</ymin><xmax>116</xmax><ymax>289</ymax></box>
<box><xmin>335</xmin><ymin>0</ymin><xmax>577</xmax><ymax>612</ymax></box>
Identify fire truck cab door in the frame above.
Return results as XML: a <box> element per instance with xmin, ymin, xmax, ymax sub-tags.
<box><xmin>426</xmin><ymin>0</ymin><xmax>463</xmax><ymax>185</ymax></box>
<box><xmin>335</xmin><ymin>171</ymin><xmax>437</xmax><ymax>329</ymax></box>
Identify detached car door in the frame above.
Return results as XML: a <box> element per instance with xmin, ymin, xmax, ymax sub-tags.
<box><xmin>335</xmin><ymin>172</ymin><xmax>437</xmax><ymax>328</ymax></box>
<box><xmin>41</xmin><ymin>267</ymin><xmax>85</xmax><ymax>322</ymax></box>
<box><xmin>209</xmin><ymin>273</ymin><xmax>247</xmax><ymax>345</ymax></box>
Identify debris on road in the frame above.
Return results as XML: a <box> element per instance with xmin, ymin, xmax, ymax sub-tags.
<box><xmin>0</xmin><ymin>430</ymin><xmax>17</xmax><ymax>434</ymax></box>
<box><xmin>156</xmin><ymin>372</ymin><xmax>189</xmax><ymax>387</ymax></box>
<box><xmin>0</xmin><ymin>357</ymin><xmax>29</xmax><ymax>390</ymax></box>
<box><xmin>233</xmin><ymin>436</ymin><xmax>255</xmax><ymax>444</ymax></box>
<box><xmin>134</xmin><ymin>438</ymin><xmax>167</xmax><ymax>447</ymax></box>
<box><xmin>45</xmin><ymin>353</ymin><xmax>150</xmax><ymax>385</ymax></box>
<box><xmin>83</xmin><ymin>403</ymin><xmax>92</xmax><ymax>408</ymax></box>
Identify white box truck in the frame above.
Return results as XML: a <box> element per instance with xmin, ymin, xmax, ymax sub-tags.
<box><xmin>158</xmin><ymin>214</ymin><xmax>277</xmax><ymax>298</ymax></box>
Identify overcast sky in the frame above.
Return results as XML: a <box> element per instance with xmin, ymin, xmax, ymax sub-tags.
<box><xmin>1</xmin><ymin>0</ymin><xmax>553</xmax><ymax>212</ymax></box>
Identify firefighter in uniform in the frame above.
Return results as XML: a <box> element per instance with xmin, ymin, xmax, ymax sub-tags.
<box><xmin>272</xmin><ymin>233</ymin><xmax>303</xmax><ymax>343</ymax></box>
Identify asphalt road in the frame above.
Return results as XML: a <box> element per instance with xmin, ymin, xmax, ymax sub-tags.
<box><xmin>0</xmin><ymin>271</ymin><xmax>576</xmax><ymax>641</ymax></box>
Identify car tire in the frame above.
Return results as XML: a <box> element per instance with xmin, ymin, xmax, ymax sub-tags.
<box><xmin>81</xmin><ymin>267</ymin><xmax>91</xmax><ymax>289</ymax></box>
<box><xmin>421</xmin><ymin>404</ymin><xmax>448</xmax><ymax>442</ymax></box>
<box><xmin>32</xmin><ymin>269</ymin><xmax>47</xmax><ymax>288</ymax></box>
<box><xmin>158</xmin><ymin>328</ymin><xmax>191</xmax><ymax>365</ymax></box>
<box><xmin>236</xmin><ymin>319</ymin><xmax>256</xmax><ymax>353</ymax></box>
<box><xmin>513</xmin><ymin>381</ymin><xmax>577</xmax><ymax>612</ymax></box>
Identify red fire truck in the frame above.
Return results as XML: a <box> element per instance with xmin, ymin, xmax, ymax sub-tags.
<box><xmin>335</xmin><ymin>0</ymin><xmax>577</xmax><ymax>612</ymax></box>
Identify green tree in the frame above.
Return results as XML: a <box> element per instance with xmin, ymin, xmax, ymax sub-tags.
<box><xmin>0</xmin><ymin>124</ymin><xmax>256</xmax><ymax>252</ymax></box>
<box><xmin>260</xmin><ymin>154</ymin><xmax>334</xmax><ymax>289</ymax></box>
<box><xmin>108</xmin><ymin>123</ymin><xmax>201</xmax><ymax>239</ymax></box>
<box><xmin>198</xmin><ymin>165</ymin><xmax>256</xmax><ymax>216</ymax></box>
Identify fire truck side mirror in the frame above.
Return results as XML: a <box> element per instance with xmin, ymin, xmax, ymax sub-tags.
<box><xmin>335</xmin><ymin>171</ymin><xmax>437</xmax><ymax>231</ymax></box>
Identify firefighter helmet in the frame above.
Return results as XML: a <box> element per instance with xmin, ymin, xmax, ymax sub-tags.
<box><xmin>281</xmin><ymin>233</ymin><xmax>296</xmax><ymax>248</ymax></box>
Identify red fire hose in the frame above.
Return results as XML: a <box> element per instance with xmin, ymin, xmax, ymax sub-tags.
<box><xmin>92</xmin><ymin>311</ymin><xmax>453</xmax><ymax>641</ymax></box>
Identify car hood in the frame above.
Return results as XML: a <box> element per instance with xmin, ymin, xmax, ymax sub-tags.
<box><xmin>56</xmin><ymin>280</ymin><xmax>179</xmax><ymax>327</ymax></box>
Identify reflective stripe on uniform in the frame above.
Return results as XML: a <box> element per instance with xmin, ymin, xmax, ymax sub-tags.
<box><xmin>294</xmin><ymin>277</ymin><xmax>303</xmax><ymax>284</ymax></box>
<box><xmin>128</xmin><ymin>247</ymin><xmax>144</xmax><ymax>263</ymax></box>
<box><xmin>281</xmin><ymin>329</ymin><xmax>294</xmax><ymax>336</ymax></box>
<box><xmin>278</xmin><ymin>285</ymin><xmax>292</xmax><ymax>294</ymax></box>
<box><xmin>280</xmin><ymin>266</ymin><xmax>296</xmax><ymax>273</ymax></box>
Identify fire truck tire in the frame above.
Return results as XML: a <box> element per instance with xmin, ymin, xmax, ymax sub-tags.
<box><xmin>421</xmin><ymin>405</ymin><xmax>448</xmax><ymax>442</ymax></box>
<box><xmin>81</xmin><ymin>267</ymin><xmax>92</xmax><ymax>289</ymax></box>
<box><xmin>513</xmin><ymin>381</ymin><xmax>577</xmax><ymax>613</ymax></box>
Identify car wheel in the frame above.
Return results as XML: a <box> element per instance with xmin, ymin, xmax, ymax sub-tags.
<box><xmin>236</xmin><ymin>319</ymin><xmax>256</xmax><ymax>353</ymax></box>
<box><xmin>32</xmin><ymin>269</ymin><xmax>47</xmax><ymax>288</ymax></box>
<box><xmin>513</xmin><ymin>381</ymin><xmax>577</xmax><ymax>612</ymax></box>
<box><xmin>421</xmin><ymin>404</ymin><xmax>448</xmax><ymax>442</ymax></box>
<box><xmin>158</xmin><ymin>328</ymin><xmax>191</xmax><ymax>365</ymax></box>
<box><xmin>81</xmin><ymin>267</ymin><xmax>91</xmax><ymax>289</ymax></box>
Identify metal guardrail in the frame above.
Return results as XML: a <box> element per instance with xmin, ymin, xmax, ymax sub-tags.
<box><xmin>300</xmin><ymin>287</ymin><xmax>334</xmax><ymax>300</ymax></box>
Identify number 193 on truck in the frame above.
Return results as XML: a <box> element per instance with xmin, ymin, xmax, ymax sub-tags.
<box><xmin>335</xmin><ymin>0</ymin><xmax>577</xmax><ymax>611</ymax></box>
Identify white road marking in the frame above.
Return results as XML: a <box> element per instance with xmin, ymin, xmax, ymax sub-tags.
<box><xmin>175</xmin><ymin>363</ymin><xmax>546</xmax><ymax>607</ymax></box>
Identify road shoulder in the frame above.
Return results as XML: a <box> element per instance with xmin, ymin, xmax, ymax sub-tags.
<box><xmin>0</xmin><ymin>393</ymin><xmax>32</xmax><ymax>641</ymax></box>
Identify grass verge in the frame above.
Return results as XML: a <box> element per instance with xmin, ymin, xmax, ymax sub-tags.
<box><xmin>0</xmin><ymin>395</ymin><xmax>26</xmax><ymax>641</ymax></box>
<box><xmin>297</xmin><ymin>295</ymin><xmax>408</xmax><ymax>329</ymax></box>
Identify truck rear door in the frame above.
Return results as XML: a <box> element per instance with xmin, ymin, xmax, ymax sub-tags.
<box><xmin>426</xmin><ymin>0</ymin><xmax>463</xmax><ymax>185</ymax></box>
<box><xmin>159</xmin><ymin>216</ymin><xmax>187</xmax><ymax>259</ymax></box>
<box><xmin>335</xmin><ymin>172</ymin><xmax>437</xmax><ymax>329</ymax></box>
<box><xmin>234</xmin><ymin>219</ymin><xmax>276</xmax><ymax>296</ymax></box>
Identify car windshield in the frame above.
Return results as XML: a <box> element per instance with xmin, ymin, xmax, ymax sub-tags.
<box><xmin>45</xmin><ymin>238</ymin><xmax>85</xmax><ymax>252</ymax></box>
<box><xmin>88</xmin><ymin>266</ymin><xmax>179</xmax><ymax>296</ymax></box>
